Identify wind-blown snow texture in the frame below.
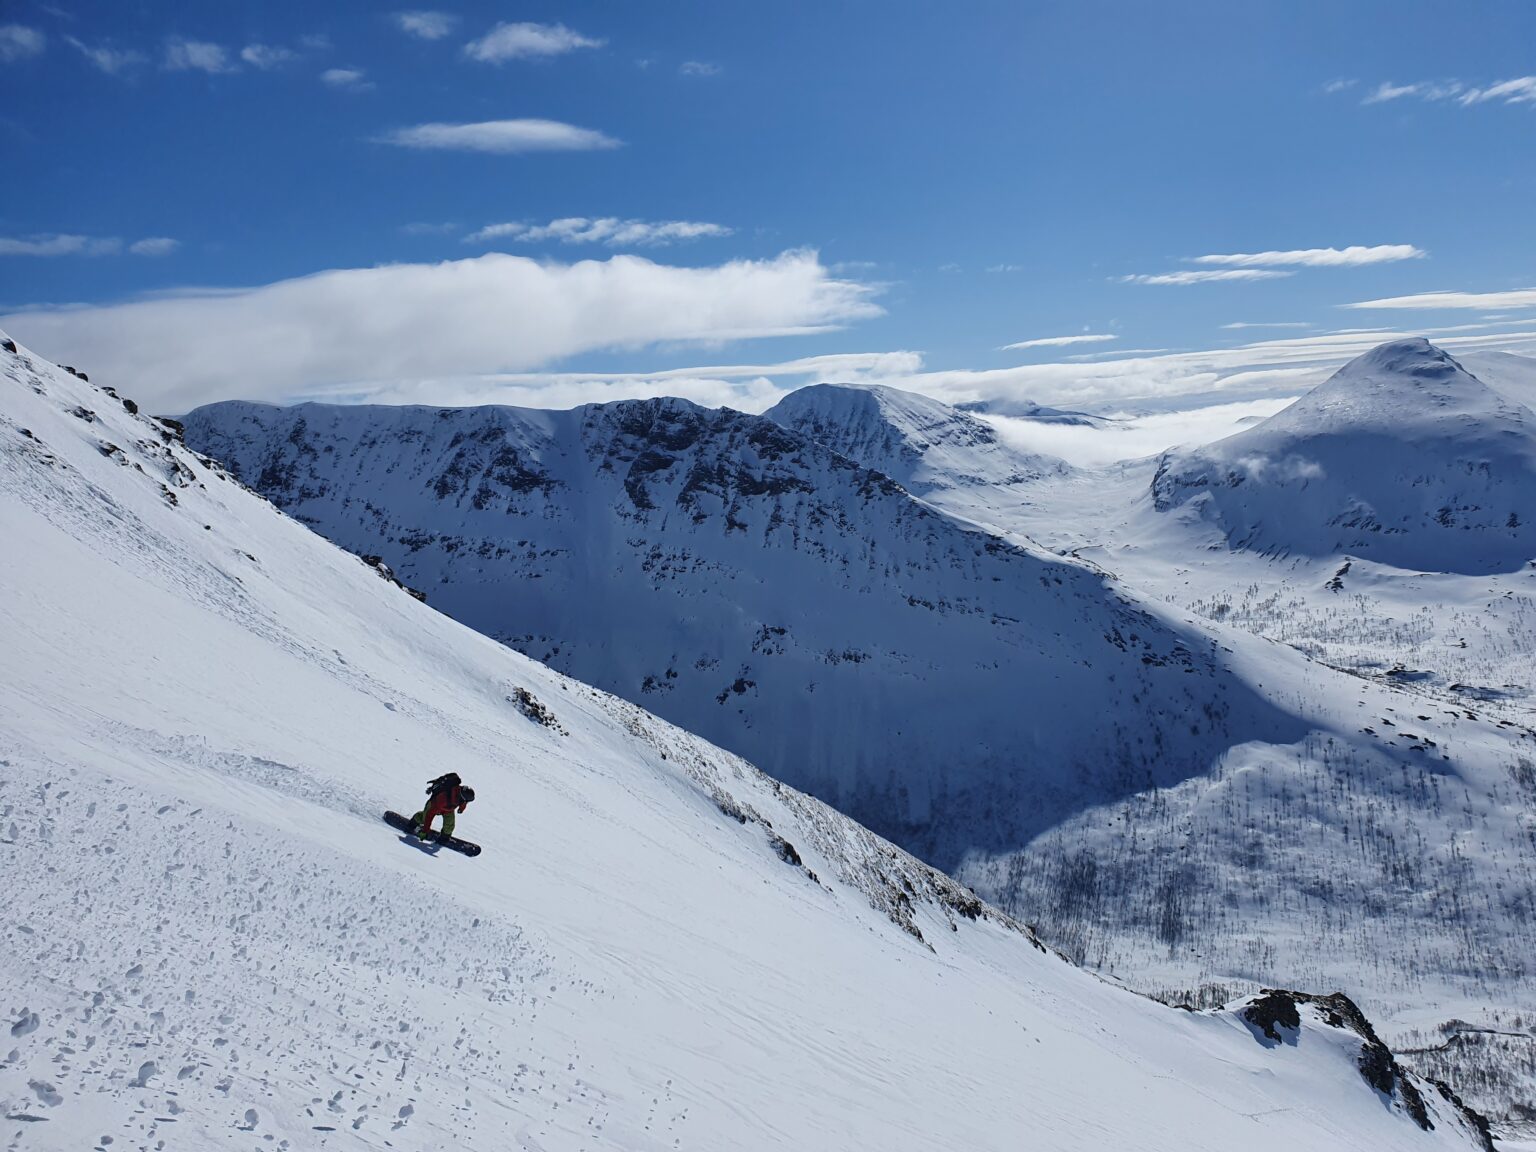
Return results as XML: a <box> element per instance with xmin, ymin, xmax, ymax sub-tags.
<box><xmin>1</xmin><ymin>336</ymin><xmax>1497</xmax><ymax>1149</ymax></box>
<box><xmin>182</xmin><ymin>342</ymin><xmax>1536</xmax><ymax>1131</ymax></box>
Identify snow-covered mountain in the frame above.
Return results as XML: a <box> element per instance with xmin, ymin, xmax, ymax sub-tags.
<box><xmin>766</xmin><ymin>382</ymin><xmax>1070</xmax><ymax>496</ymax></box>
<box><xmin>1151</xmin><ymin>339</ymin><xmax>1536</xmax><ymax>574</ymax></box>
<box><xmin>182</xmin><ymin>391</ymin><xmax>1288</xmax><ymax>872</ymax></box>
<box><xmin>3</xmin><ymin>335</ymin><xmax>1501</xmax><ymax>1150</ymax></box>
<box><xmin>179</xmin><ymin>349</ymin><xmax>1536</xmax><ymax>1138</ymax></box>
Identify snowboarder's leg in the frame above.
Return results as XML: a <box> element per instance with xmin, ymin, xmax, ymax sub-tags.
<box><xmin>440</xmin><ymin>810</ymin><xmax>455</xmax><ymax>839</ymax></box>
<box><xmin>411</xmin><ymin>809</ymin><xmax>433</xmax><ymax>837</ymax></box>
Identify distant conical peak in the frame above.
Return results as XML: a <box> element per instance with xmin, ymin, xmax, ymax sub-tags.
<box><xmin>1343</xmin><ymin>337</ymin><xmax>1465</xmax><ymax>383</ymax></box>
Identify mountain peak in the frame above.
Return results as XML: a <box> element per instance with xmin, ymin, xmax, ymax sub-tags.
<box><xmin>1153</xmin><ymin>338</ymin><xmax>1536</xmax><ymax>571</ymax></box>
<box><xmin>1348</xmin><ymin>335</ymin><xmax>1453</xmax><ymax>374</ymax></box>
<box><xmin>1325</xmin><ymin>336</ymin><xmax>1477</xmax><ymax>397</ymax></box>
<box><xmin>769</xmin><ymin>381</ymin><xmax>1067</xmax><ymax>491</ymax></box>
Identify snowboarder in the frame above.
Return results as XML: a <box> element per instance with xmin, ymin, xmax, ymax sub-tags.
<box><xmin>411</xmin><ymin>772</ymin><xmax>475</xmax><ymax>841</ymax></box>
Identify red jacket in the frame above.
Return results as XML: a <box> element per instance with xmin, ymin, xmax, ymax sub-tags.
<box><xmin>424</xmin><ymin>782</ymin><xmax>468</xmax><ymax>817</ymax></box>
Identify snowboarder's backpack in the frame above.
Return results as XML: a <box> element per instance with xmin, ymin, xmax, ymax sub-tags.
<box><xmin>426</xmin><ymin>772</ymin><xmax>462</xmax><ymax>799</ymax></box>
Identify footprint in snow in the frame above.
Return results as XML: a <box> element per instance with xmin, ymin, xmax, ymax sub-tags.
<box><xmin>28</xmin><ymin>1080</ymin><xmax>62</xmax><ymax>1106</ymax></box>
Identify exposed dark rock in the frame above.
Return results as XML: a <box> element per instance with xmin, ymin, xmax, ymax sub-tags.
<box><xmin>1243</xmin><ymin>990</ymin><xmax>1301</xmax><ymax>1042</ymax></box>
<box><xmin>509</xmin><ymin>686</ymin><xmax>566</xmax><ymax>733</ymax></box>
<box><xmin>772</xmin><ymin>835</ymin><xmax>802</xmax><ymax>866</ymax></box>
<box><xmin>1244</xmin><ymin>989</ymin><xmax>1492</xmax><ymax>1148</ymax></box>
<box><xmin>358</xmin><ymin>554</ymin><xmax>429</xmax><ymax>603</ymax></box>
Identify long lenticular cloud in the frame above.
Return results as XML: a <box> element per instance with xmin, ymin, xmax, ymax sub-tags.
<box><xmin>379</xmin><ymin>119</ymin><xmax>620</xmax><ymax>154</ymax></box>
<box><xmin>1192</xmin><ymin>244</ymin><xmax>1424</xmax><ymax>268</ymax></box>
<box><xmin>1343</xmin><ymin>288</ymin><xmax>1536</xmax><ymax>310</ymax></box>
<box><xmin>0</xmin><ymin>250</ymin><xmax>882</xmax><ymax>412</ymax></box>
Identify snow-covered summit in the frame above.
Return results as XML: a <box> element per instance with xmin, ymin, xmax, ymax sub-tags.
<box><xmin>1152</xmin><ymin>338</ymin><xmax>1536</xmax><ymax>571</ymax></box>
<box><xmin>768</xmin><ymin>381</ymin><xmax>1069</xmax><ymax>494</ymax></box>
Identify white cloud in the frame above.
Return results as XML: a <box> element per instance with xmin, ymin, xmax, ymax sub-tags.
<box><xmin>466</xmin><ymin>217</ymin><xmax>732</xmax><ymax>247</ymax></box>
<box><xmin>240</xmin><ymin>43</ymin><xmax>298</xmax><ymax>69</ymax></box>
<box><xmin>65</xmin><ymin>36</ymin><xmax>145</xmax><ymax>74</ymax></box>
<box><xmin>382</xmin><ymin>119</ymin><xmax>617</xmax><ymax>155</ymax></box>
<box><xmin>0</xmin><ymin>233</ymin><xmax>120</xmax><ymax>257</ymax></box>
<box><xmin>1001</xmin><ymin>334</ymin><xmax>1116</xmax><ymax>351</ymax></box>
<box><xmin>1221</xmin><ymin>322</ymin><xmax>1311</xmax><ymax>330</ymax></box>
<box><xmin>389</xmin><ymin>352</ymin><xmax>925</xmax><ymax>411</ymax></box>
<box><xmin>321</xmin><ymin>67</ymin><xmax>373</xmax><ymax>91</ymax></box>
<box><xmin>395</xmin><ymin>11</ymin><xmax>457</xmax><ymax>40</ymax></box>
<box><xmin>1343</xmin><ymin>288</ymin><xmax>1536</xmax><ymax>310</ymax></box>
<box><xmin>1362</xmin><ymin>80</ymin><xmax>1460</xmax><ymax>104</ymax></box>
<box><xmin>129</xmin><ymin>237</ymin><xmax>179</xmax><ymax>257</ymax></box>
<box><xmin>986</xmin><ymin>264</ymin><xmax>1024</xmax><ymax>273</ymax></box>
<box><xmin>1459</xmin><ymin>77</ymin><xmax>1536</xmax><ymax>106</ymax></box>
<box><xmin>0</xmin><ymin>24</ymin><xmax>45</xmax><ymax>62</ymax></box>
<box><xmin>0</xmin><ymin>234</ymin><xmax>177</xmax><ymax>258</ymax></box>
<box><xmin>463</xmin><ymin>22</ymin><xmax>603</xmax><ymax>63</ymax></box>
<box><xmin>1065</xmin><ymin>347</ymin><xmax>1171</xmax><ymax>362</ymax></box>
<box><xmin>679</xmin><ymin>61</ymin><xmax>721</xmax><ymax>77</ymax></box>
<box><xmin>1358</xmin><ymin>77</ymin><xmax>1536</xmax><ymax>107</ymax></box>
<box><xmin>1322</xmin><ymin>78</ymin><xmax>1355</xmax><ymax>94</ymax></box>
<box><xmin>164</xmin><ymin>37</ymin><xmax>235</xmax><ymax>74</ymax></box>
<box><xmin>379</xmin><ymin>119</ymin><xmax>620</xmax><ymax>154</ymax></box>
<box><xmin>0</xmin><ymin>250</ymin><xmax>883</xmax><ymax>411</ymax></box>
<box><xmin>983</xmin><ymin>397</ymin><xmax>1301</xmax><ymax>469</ymax></box>
<box><xmin>1191</xmin><ymin>244</ymin><xmax>1424</xmax><ymax>268</ymax></box>
<box><xmin>1121</xmin><ymin>269</ymin><xmax>1292</xmax><ymax>286</ymax></box>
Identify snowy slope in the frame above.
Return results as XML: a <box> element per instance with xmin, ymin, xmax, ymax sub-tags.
<box><xmin>1463</xmin><ymin>348</ymin><xmax>1536</xmax><ymax>413</ymax></box>
<box><xmin>1151</xmin><ymin>339</ymin><xmax>1536</xmax><ymax>573</ymax></box>
<box><xmin>0</xmin><ymin>337</ymin><xmax>1500</xmax><ymax>1151</ymax></box>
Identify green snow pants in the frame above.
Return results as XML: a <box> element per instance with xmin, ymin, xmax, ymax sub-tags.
<box><xmin>411</xmin><ymin>808</ymin><xmax>456</xmax><ymax>839</ymax></box>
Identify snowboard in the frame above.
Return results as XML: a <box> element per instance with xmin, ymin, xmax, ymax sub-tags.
<box><xmin>384</xmin><ymin>810</ymin><xmax>482</xmax><ymax>857</ymax></box>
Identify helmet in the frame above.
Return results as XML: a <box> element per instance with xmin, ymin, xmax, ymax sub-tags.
<box><xmin>460</xmin><ymin>786</ymin><xmax>476</xmax><ymax>803</ymax></box>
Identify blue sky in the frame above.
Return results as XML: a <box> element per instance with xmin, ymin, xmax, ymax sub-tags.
<box><xmin>3</xmin><ymin>0</ymin><xmax>1536</xmax><ymax>414</ymax></box>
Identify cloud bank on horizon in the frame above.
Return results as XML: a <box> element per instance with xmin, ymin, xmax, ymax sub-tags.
<box><xmin>6</xmin><ymin>246</ymin><xmax>1535</xmax><ymax>440</ymax></box>
<box><xmin>4</xmin><ymin>2</ymin><xmax>1536</xmax><ymax>447</ymax></box>
<box><xmin>0</xmin><ymin>250</ymin><xmax>882</xmax><ymax>414</ymax></box>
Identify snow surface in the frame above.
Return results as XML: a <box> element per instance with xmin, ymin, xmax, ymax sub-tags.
<box><xmin>2</xmin><ymin>339</ymin><xmax>1502</xmax><ymax>1148</ymax></box>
